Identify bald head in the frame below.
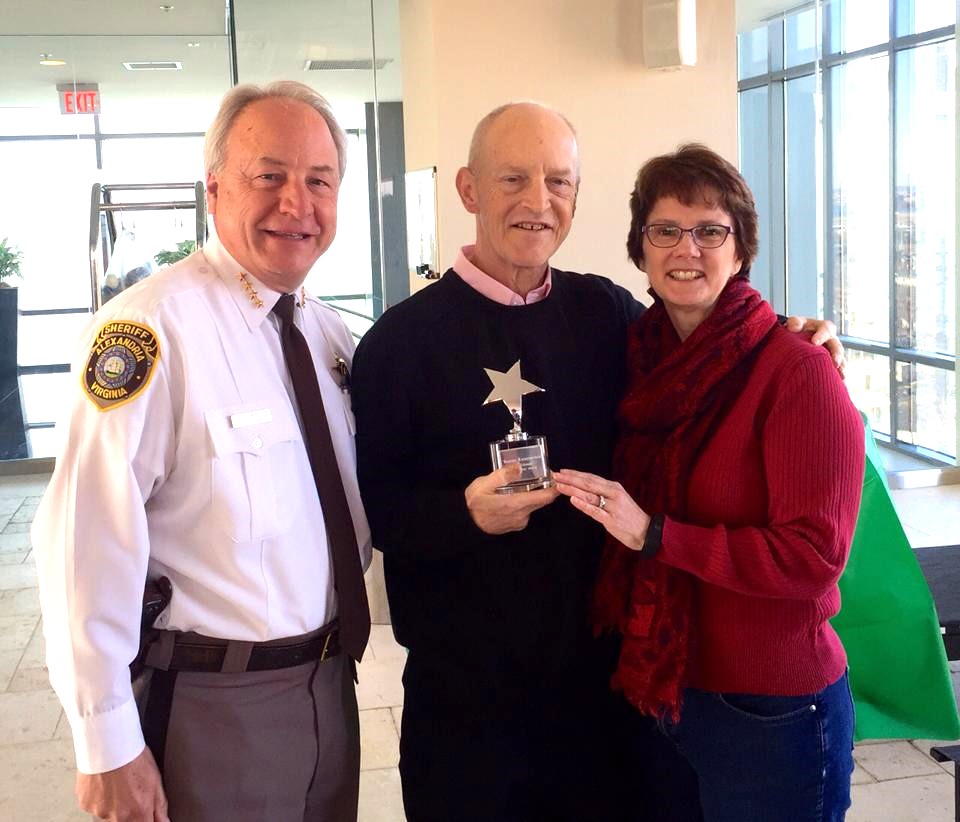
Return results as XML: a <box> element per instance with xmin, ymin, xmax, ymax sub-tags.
<box><xmin>467</xmin><ymin>102</ymin><xmax>581</xmax><ymax>180</ymax></box>
<box><xmin>455</xmin><ymin>101</ymin><xmax>581</xmax><ymax>292</ymax></box>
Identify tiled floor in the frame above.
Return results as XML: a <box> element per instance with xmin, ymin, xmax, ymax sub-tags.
<box><xmin>0</xmin><ymin>471</ymin><xmax>958</xmax><ymax>820</ymax></box>
<box><xmin>892</xmin><ymin>484</ymin><xmax>960</xmax><ymax>549</ymax></box>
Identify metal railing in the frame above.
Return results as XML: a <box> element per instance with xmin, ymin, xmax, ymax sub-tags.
<box><xmin>90</xmin><ymin>181</ymin><xmax>206</xmax><ymax>312</ymax></box>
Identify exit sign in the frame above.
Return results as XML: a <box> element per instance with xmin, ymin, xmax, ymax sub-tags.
<box><xmin>57</xmin><ymin>83</ymin><xmax>100</xmax><ymax>115</ymax></box>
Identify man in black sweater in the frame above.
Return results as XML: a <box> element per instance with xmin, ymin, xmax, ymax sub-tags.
<box><xmin>352</xmin><ymin>102</ymin><xmax>679</xmax><ymax>822</ymax></box>
<box><xmin>351</xmin><ymin>103</ymin><xmax>838</xmax><ymax>821</ymax></box>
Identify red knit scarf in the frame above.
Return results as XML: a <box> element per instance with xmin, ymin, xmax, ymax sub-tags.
<box><xmin>591</xmin><ymin>276</ymin><xmax>778</xmax><ymax>718</ymax></box>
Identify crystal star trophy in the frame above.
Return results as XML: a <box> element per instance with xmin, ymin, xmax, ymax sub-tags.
<box><xmin>484</xmin><ymin>361</ymin><xmax>554</xmax><ymax>494</ymax></box>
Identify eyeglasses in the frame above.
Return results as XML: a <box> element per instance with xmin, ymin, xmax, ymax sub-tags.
<box><xmin>641</xmin><ymin>223</ymin><xmax>735</xmax><ymax>249</ymax></box>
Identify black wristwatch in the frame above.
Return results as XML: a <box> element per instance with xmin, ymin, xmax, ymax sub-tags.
<box><xmin>640</xmin><ymin>513</ymin><xmax>665</xmax><ymax>558</ymax></box>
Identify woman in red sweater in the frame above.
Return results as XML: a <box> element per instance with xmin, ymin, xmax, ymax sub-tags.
<box><xmin>555</xmin><ymin>144</ymin><xmax>864</xmax><ymax>821</ymax></box>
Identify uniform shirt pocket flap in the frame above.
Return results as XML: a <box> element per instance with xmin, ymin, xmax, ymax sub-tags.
<box><xmin>205</xmin><ymin>405</ymin><xmax>298</xmax><ymax>457</ymax></box>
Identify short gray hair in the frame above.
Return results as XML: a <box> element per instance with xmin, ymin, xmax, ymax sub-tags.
<box><xmin>467</xmin><ymin>101</ymin><xmax>581</xmax><ymax>180</ymax></box>
<box><xmin>204</xmin><ymin>81</ymin><xmax>347</xmax><ymax>178</ymax></box>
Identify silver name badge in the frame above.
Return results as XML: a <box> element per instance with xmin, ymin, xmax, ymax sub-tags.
<box><xmin>229</xmin><ymin>408</ymin><xmax>273</xmax><ymax>429</ymax></box>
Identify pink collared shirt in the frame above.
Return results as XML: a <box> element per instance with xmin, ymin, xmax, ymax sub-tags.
<box><xmin>452</xmin><ymin>245</ymin><xmax>552</xmax><ymax>306</ymax></box>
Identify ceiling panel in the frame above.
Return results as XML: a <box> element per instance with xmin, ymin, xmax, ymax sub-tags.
<box><xmin>0</xmin><ymin>0</ymin><xmax>226</xmax><ymax>36</ymax></box>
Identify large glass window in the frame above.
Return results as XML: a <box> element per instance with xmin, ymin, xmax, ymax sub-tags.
<box><xmin>827</xmin><ymin>0</ymin><xmax>890</xmax><ymax>54</ymax></box>
<box><xmin>739</xmin><ymin>25</ymin><xmax>770</xmax><ymax>78</ymax></box>
<box><xmin>739</xmin><ymin>87</ymin><xmax>772</xmax><ymax>298</ymax></box>
<box><xmin>897</xmin><ymin>0</ymin><xmax>956</xmax><ymax>36</ymax></box>
<box><xmin>830</xmin><ymin>54</ymin><xmax>891</xmax><ymax>344</ymax></box>
<box><xmin>845</xmin><ymin>349</ymin><xmax>892</xmax><ymax>435</ymax></box>
<box><xmin>785</xmin><ymin>73</ymin><xmax>820</xmax><ymax>318</ymax></box>
<box><xmin>895</xmin><ymin>361</ymin><xmax>956</xmax><ymax>455</ymax></box>
<box><xmin>0</xmin><ymin>15</ymin><xmax>228</xmax><ymax>461</ymax></box>
<box><xmin>786</xmin><ymin>7</ymin><xmax>819</xmax><ymax>67</ymax></box>
<box><xmin>0</xmin><ymin>139</ymin><xmax>97</xmax><ymax>312</ymax></box>
<box><xmin>894</xmin><ymin>41</ymin><xmax>955</xmax><ymax>356</ymax></box>
<box><xmin>739</xmin><ymin>1</ymin><xmax>957</xmax><ymax>462</ymax></box>
<box><xmin>234</xmin><ymin>0</ymin><xmax>406</xmax><ymax>331</ymax></box>
<box><xmin>307</xmin><ymin>128</ymin><xmax>375</xmax><ymax>339</ymax></box>
<box><xmin>0</xmin><ymin>1</ymin><xmax>404</xmax><ymax>464</ymax></box>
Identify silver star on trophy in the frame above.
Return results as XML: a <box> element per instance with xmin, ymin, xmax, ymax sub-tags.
<box><xmin>483</xmin><ymin>360</ymin><xmax>554</xmax><ymax>494</ymax></box>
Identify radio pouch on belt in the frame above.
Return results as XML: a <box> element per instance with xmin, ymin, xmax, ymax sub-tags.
<box><xmin>130</xmin><ymin>576</ymin><xmax>172</xmax><ymax>680</ymax></box>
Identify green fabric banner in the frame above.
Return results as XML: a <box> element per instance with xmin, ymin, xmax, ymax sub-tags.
<box><xmin>832</xmin><ymin>416</ymin><xmax>959</xmax><ymax>742</ymax></box>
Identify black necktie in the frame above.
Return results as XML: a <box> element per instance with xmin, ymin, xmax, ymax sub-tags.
<box><xmin>272</xmin><ymin>293</ymin><xmax>370</xmax><ymax>661</ymax></box>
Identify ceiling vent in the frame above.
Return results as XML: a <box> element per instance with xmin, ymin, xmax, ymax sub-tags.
<box><xmin>122</xmin><ymin>61</ymin><xmax>183</xmax><ymax>71</ymax></box>
<box><xmin>303</xmin><ymin>58</ymin><xmax>391</xmax><ymax>71</ymax></box>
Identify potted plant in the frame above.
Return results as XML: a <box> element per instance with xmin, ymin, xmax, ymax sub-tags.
<box><xmin>0</xmin><ymin>236</ymin><xmax>22</xmax><ymax>287</ymax></box>
<box><xmin>154</xmin><ymin>240</ymin><xmax>196</xmax><ymax>268</ymax></box>
<box><xmin>0</xmin><ymin>237</ymin><xmax>27</xmax><ymax>458</ymax></box>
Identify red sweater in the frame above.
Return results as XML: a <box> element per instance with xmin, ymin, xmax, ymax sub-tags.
<box><xmin>657</xmin><ymin>327</ymin><xmax>865</xmax><ymax>696</ymax></box>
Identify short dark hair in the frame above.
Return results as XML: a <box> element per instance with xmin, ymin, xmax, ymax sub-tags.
<box><xmin>626</xmin><ymin>144</ymin><xmax>758</xmax><ymax>278</ymax></box>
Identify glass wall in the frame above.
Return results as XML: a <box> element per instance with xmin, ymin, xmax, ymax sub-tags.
<box><xmin>738</xmin><ymin>0</ymin><xmax>957</xmax><ymax>463</ymax></box>
<box><xmin>0</xmin><ymin>0</ymin><xmax>404</xmax><ymax>463</ymax></box>
<box><xmin>231</xmin><ymin>0</ymin><xmax>407</xmax><ymax>337</ymax></box>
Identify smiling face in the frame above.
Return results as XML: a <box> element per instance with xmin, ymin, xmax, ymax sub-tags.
<box><xmin>643</xmin><ymin>195</ymin><xmax>743</xmax><ymax>338</ymax></box>
<box><xmin>206</xmin><ymin>97</ymin><xmax>340</xmax><ymax>293</ymax></box>
<box><xmin>456</xmin><ymin>104</ymin><xmax>579</xmax><ymax>291</ymax></box>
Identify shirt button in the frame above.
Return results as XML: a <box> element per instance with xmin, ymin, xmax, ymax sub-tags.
<box><xmin>252</xmin><ymin>436</ymin><xmax>264</xmax><ymax>449</ymax></box>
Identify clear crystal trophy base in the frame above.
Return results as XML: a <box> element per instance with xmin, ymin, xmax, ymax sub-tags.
<box><xmin>489</xmin><ymin>427</ymin><xmax>554</xmax><ymax>495</ymax></box>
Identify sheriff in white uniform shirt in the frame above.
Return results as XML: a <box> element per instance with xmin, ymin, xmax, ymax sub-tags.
<box><xmin>33</xmin><ymin>82</ymin><xmax>371</xmax><ymax>822</ymax></box>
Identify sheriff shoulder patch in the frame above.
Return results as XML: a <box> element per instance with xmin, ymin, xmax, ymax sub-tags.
<box><xmin>83</xmin><ymin>321</ymin><xmax>161</xmax><ymax>411</ymax></box>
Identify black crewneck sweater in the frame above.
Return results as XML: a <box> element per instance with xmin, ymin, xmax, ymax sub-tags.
<box><xmin>352</xmin><ymin>268</ymin><xmax>642</xmax><ymax>692</ymax></box>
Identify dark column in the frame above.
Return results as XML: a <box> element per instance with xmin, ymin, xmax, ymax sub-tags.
<box><xmin>0</xmin><ymin>288</ymin><xmax>29</xmax><ymax>459</ymax></box>
<box><xmin>365</xmin><ymin>101</ymin><xmax>410</xmax><ymax>318</ymax></box>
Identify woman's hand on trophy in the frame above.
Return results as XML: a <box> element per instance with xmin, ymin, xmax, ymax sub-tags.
<box><xmin>553</xmin><ymin>468</ymin><xmax>651</xmax><ymax>551</ymax></box>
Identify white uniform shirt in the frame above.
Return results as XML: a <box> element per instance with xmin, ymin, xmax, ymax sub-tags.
<box><xmin>32</xmin><ymin>236</ymin><xmax>372</xmax><ymax>775</ymax></box>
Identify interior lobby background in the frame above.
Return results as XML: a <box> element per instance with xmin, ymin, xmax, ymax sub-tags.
<box><xmin>0</xmin><ymin>0</ymin><xmax>957</xmax><ymax>468</ymax></box>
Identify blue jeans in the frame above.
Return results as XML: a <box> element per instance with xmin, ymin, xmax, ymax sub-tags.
<box><xmin>659</xmin><ymin>672</ymin><xmax>855</xmax><ymax>822</ymax></box>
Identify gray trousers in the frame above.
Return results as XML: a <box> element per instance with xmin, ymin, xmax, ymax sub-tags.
<box><xmin>138</xmin><ymin>650</ymin><xmax>360</xmax><ymax>821</ymax></box>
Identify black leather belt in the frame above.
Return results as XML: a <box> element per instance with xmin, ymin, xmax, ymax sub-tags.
<box><xmin>165</xmin><ymin>628</ymin><xmax>340</xmax><ymax>673</ymax></box>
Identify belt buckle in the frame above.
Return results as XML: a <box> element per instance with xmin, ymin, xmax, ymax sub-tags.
<box><xmin>319</xmin><ymin>631</ymin><xmax>333</xmax><ymax>662</ymax></box>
